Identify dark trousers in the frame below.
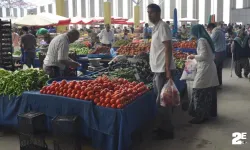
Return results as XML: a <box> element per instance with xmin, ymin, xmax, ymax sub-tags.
<box><xmin>210</xmin><ymin>87</ymin><xmax>217</xmax><ymax>117</ymax></box>
<box><xmin>235</xmin><ymin>58</ymin><xmax>250</xmax><ymax>78</ymax></box>
<box><xmin>215</xmin><ymin>51</ymin><xmax>226</xmax><ymax>85</ymax></box>
<box><xmin>24</xmin><ymin>51</ymin><xmax>35</xmax><ymax>68</ymax></box>
<box><xmin>43</xmin><ymin>65</ymin><xmax>61</xmax><ymax>78</ymax></box>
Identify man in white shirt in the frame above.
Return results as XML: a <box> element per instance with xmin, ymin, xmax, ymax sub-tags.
<box><xmin>148</xmin><ymin>3</ymin><xmax>176</xmax><ymax>140</ymax></box>
<box><xmin>43</xmin><ymin>29</ymin><xmax>81</xmax><ymax>78</ymax></box>
<box><xmin>98</xmin><ymin>24</ymin><xmax>114</xmax><ymax>48</ymax></box>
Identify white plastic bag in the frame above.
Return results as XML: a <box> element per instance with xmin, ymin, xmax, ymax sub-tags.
<box><xmin>180</xmin><ymin>59</ymin><xmax>197</xmax><ymax>81</ymax></box>
<box><xmin>160</xmin><ymin>79</ymin><xmax>181</xmax><ymax>107</ymax></box>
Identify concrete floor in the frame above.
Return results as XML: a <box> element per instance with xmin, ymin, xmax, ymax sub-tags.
<box><xmin>1</xmin><ymin>59</ymin><xmax>250</xmax><ymax>150</ymax></box>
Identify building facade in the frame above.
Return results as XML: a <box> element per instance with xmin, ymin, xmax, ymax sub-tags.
<box><xmin>0</xmin><ymin>0</ymin><xmax>250</xmax><ymax>24</ymax></box>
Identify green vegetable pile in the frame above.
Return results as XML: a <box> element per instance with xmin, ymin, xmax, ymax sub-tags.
<box><xmin>70</xmin><ymin>47</ymin><xmax>90</xmax><ymax>55</ymax></box>
<box><xmin>109</xmin><ymin>68</ymin><xmax>137</xmax><ymax>82</ymax></box>
<box><xmin>0</xmin><ymin>69</ymin><xmax>49</xmax><ymax>96</ymax></box>
<box><xmin>112</xmin><ymin>39</ymin><xmax>131</xmax><ymax>47</ymax></box>
<box><xmin>70</xmin><ymin>42</ymin><xmax>87</xmax><ymax>49</ymax></box>
<box><xmin>70</xmin><ymin>41</ymin><xmax>90</xmax><ymax>55</ymax></box>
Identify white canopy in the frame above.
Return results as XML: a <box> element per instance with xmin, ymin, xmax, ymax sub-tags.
<box><xmin>179</xmin><ymin>18</ymin><xmax>199</xmax><ymax>22</ymax></box>
<box><xmin>13</xmin><ymin>13</ymin><xmax>70</xmax><ymax>26</ymax></box>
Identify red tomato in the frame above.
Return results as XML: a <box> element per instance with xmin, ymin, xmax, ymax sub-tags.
<box><xmin>106</xmin><ymin>92</ymin><xmax>111</xmax><ymax>98</ymax></box>
<box><xmin>75</xmin><ymin>85</ymin><xmax>81</xmax><ymax>90</ymax></box>
<box><xmin>94</xmin><ymin>98</ymin><xmax>99</xmax><ymax>104</ymax></box>
<box><xmin>116</xmin><ymin>99</ymin><xmax>121</xmax><ymax>105</ymax></box>
<box><xmin>61</xmin><ymin>80</ymin><xmax>67</xmax><ymax>85</ymax></box>
<box><xmin>111</xmin><ymin>104</ymin><xmax>117</xmax><ymax>108</ymax></box>
<box><xmin>80</xmin><ymin>95</ymin><xmax>85</xmax><ymax>100</ymax></box>
<box><xmin>71</xmin><ymin>94</ymin><xmax>75</xmax><ymax>98</ymax></box>
<box><xmin>80</xmin><ymin>91</ymin><xmax>86</xmax><ymax>96</ymax></box>
<box><xmin>110</xmin><ymin>99</ymin><xmax>116</xmax><ymax>104</ymax></box>
<box><xmin>85</xmin><ymin>96</ymin><xmax>90</xmax><ymax>100</ymax></box>
<box><xmin>40</xmin><ymin>90</ymin><xmax>44</xmax><ymax>94</ymax></box>
<box><xmin>97</xmin><ymin>102</ymin><xmax>101</xmax><ymax>106</ymax></box>
<box><xmin>67</xmin><ymin>89</ymin><xmax>72</xmax><ymax>94</ymax></box>
<box><xmin>52</xmin><ymin>81</ymin><xmax>57</xmax><ymax>85</ymax></box>
<box><xmin>105</xmin><ymin>99</ymin><xmax>110</xmax><ymax>104</ymax></box>
<box><xmin>63</xmin><ymin>93</ymin><xmax>67</xmax><ymax>97</ymax></box>
<box><xmin>117</xmin><ymin>104</ymin><xmax>124</xmax><ymax>109</ymax></box>
<box><xmin>67</xmin><ymin>94</ymin><xmax>71</xmax><ymax>97</ymax></box>
<box><xmin>100</xmin><ymin>97</ymin><xmax>105</xmax><ymax>103</ymax></box>
<box><xmin>89</xmin><ymin>95</ymin><xmax>95</xmax><ymax>100</ymax></box>
<box><xmin>75</xmin><ymin>94</ymin><xmax>80</xmax><ymax>99</ymax></box>
<box><xmin>106</xmin><ymin>104</ymin><xmax>111</xmax><ymax>107</ymax></box>
<box><xmin>87</xmin><ymin>91</ymin><xmax>94</xmax><ymax>96</ymax></box>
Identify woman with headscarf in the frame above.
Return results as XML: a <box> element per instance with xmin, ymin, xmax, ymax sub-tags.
<box><xmin>231</xmin><ymin>29</ymin><xmax>250</xmax><ymax>78</ymax></box>
<box><xmin>187</xmin><ymin>24</ymin><xmax>219</xmax><ymax>124</ymax></box>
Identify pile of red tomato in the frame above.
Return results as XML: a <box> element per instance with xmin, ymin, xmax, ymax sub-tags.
<box><xmin>40</xmin><ymin>76</ymin><xmax>149</xmax><ymax>109</ymax></box>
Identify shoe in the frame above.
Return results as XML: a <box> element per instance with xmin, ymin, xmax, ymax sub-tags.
<box><xmin>152</xmin><ymin>129</ymin><xmax>174</xmax><ymax>140</ymax></box>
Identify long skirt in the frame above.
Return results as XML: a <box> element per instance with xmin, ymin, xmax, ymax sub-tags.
<box><xmin>188</xmin><ymin>87</ymin><xmax>217</xmax><ymax>118</ymax></box>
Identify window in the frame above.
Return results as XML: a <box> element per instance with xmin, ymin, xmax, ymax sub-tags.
<box><xmin>236</xmin><ymin>0</ymin><xmax>243</xmax><ymax>9</ymax></box>
<box><xmin>223</xmin><ymin>0</ymin><xmax>230</xmax><ymax>24</ymax></box>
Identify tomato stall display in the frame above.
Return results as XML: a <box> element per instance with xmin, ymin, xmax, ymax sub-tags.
<box><xmin>173</xmin><ymin>41</ymin><xmax>197</xmax><ymax>49</ymax></box>
<box><xmin>40</xmin><ymin>76</ymin><xmax>150</xmax><ymax>109</ymax></box>
<box><xmin>89</xmin><ymin>46</ymin><xmax>110</xmax><ymax>54</ymax></box>
<box><xmin>117</xmin><ymin>43</ymin><xmax>150</xmax><ymax>56</ymax></box>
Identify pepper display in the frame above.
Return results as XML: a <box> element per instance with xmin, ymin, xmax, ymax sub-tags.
<box><xmin>0</xmin><ymin>69</ymin><xmax>49</xmax><ymax>96</ymax></box>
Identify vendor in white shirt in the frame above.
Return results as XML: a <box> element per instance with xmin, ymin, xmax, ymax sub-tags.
<box><xmin>98</xmin><ymin>24</ymin><xmax>114</xmax><ymax>48</ymax></box>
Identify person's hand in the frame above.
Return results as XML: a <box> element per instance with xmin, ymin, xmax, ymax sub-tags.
<box><xmin>166</xmin><ymin>69</ymin><xmax>172</xmax><ymax>80</ymax></box>
<box><xmin>188</xmin><ymin>54</ymin><xmax>195</xmax><ymax>59</ymax></box>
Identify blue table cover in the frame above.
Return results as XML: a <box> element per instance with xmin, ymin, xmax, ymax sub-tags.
<box><xmin>20</xmin><ymin>90</ymin><xmax>156</xmax><ymax>150</ymax></box>
<box><xmin>0</xmin><ymin>95</ymin><xmax>27</xmax><ymax>127</ymax></box>
<box><xmin>175</xmin><ymin>48</ymin><xmax>197</xmax><ymax>54</ymax></box>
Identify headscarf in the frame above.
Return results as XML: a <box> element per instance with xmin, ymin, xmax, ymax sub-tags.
<box><xmin>234</xmin><ymin>29</ymin><xmax>249</xmax><ymax>48</ymax></box>
<box><xmin>36</xmin><ymin>28</ymin><xmax>48</xmax><ymax>36</ymax></box>
<box><xmin>191</xmin><ymin>24</ymin><xmax>215</xmax><ymax>53</ymax></box>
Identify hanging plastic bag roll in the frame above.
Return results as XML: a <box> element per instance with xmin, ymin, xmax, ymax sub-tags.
<box><xmin>160</xmin><ymin>79</ymin><xmax>181</xmax><ymax>107</ymax></box>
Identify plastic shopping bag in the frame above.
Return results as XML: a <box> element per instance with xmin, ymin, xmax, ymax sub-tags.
<box><xmin>180</xmin><ymin>59</ymin><xmax>197</xmax><ymax>81</ymax></box>
<box><xmin>160</xmin><ymin>79</ymin><xmax>181</xmax><ymax>107</ymax></box>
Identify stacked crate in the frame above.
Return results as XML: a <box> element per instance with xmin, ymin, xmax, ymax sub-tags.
<box><xmin>18</xmin><ymin>112</ymin><xmax>48</xmax><ymax>150</ymax></box>
<box><xmin>0</xmin><ymin>19</ymin><xmax>14</xmax><ymax>70</ymax></box>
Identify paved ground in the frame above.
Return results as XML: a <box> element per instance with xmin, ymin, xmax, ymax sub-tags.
<box><xmin>1</xmin><ymin>59</ymin><xmax>250</xmax><ymax>150</ymax></box>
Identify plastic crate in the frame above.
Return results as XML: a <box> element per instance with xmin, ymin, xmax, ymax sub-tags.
<box><xmin>52</xmin><ymin>116</ymin><xmax>81</xmax><ymax>138</ymax></box>
<box><xmin>18</xmin><ymin>112</ymin><xmax>47</xmax><ymax>135</ymax></box>
<box><xmin>19</xmin><ymin>133</ymin><xmax>48</xmax><ymax>150</ymax></box>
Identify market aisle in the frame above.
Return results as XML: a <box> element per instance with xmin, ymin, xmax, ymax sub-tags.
<box><xmin>134</xmin><ymin>59</ymin><xmax>250</xmax><ymax>150</ymax></box>
<box><xmin>1</xmin><ymin>59</ymin><xmax>250</xmax><ymax>150</ymax></box>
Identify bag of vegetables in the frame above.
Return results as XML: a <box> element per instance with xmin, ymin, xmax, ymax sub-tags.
<box><xmin>160</xmin><ymin>79</ymin><xmax>180</xmax><ymax>107</ymax></box>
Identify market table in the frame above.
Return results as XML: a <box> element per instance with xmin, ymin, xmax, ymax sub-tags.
<box><xmin>21</xmin><ymin>90</ymin><xmax>156</xmax><ymax>150</ymax></box>
<box><xmin>0</xmin><ymin>95</ymin><xmax>27</xmax><ymax>127</ymax></box>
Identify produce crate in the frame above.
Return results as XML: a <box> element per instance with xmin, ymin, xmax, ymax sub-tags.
<box><xmin>18</xmin><ymin>112</ymin><xmax>47</xmax><ymax>135</ymax></box>
<box><xmin>52</xmin><ymin>116</ymin><xmax>81</xmax><ymax>150</ymax></box>
<box><xmin>87</xmin><ymin>54</ymin><xmax>113</xmax><ymax>59</ymax></box>
<box><xmin>19</xmin><ymin>133</ymin><xmax>48</xmax><ymax>150</ymax></box>
<box><xmin>0</xmin><ymin>19</ymin><xmax>14</xmax><ymax>71</ymax></box>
